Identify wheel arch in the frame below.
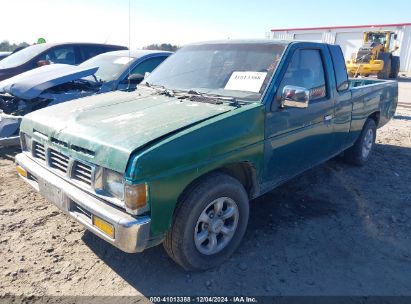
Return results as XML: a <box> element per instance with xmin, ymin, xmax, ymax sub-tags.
<box><xmin>368</xmin><ymin>111</ymin><xmax>380</xmax><ymax>127</ymax></box>
<box><xmin>177</xmin><ymin>161</ymin><xmax>259</xmax><ymax>205</ymax></box>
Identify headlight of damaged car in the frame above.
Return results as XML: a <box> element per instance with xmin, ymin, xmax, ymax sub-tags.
<box><xmin>103</xmin><ymin>169</ymin><xmax>124</xmax><ymax>200</ymax></box>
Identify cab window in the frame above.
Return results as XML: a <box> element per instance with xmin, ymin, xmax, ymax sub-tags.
<box><xmin>278</xmin><ymin>49</ymin><xmax>327</xmax><ymax>101</ymax></box>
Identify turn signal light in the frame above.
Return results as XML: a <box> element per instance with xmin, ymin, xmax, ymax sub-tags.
<box><xmin>92</xmin><ymin>215</ymin><xmax>115</xmax><ymax>238</ymax></box>
<box><xmin>16</xmin><ymin>165</ymin><xmax>28</xmax><ymax>178</ymax></box>
<box><xmin>125</xmin><ymin>183</ymin><xmax>148</xmax><ymax>213</ymax></box>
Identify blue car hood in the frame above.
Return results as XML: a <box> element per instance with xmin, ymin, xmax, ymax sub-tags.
<box><xmin>0</xmin><ymin>64</ymin><xmax>99</xmax><ymax>100</ymax></box>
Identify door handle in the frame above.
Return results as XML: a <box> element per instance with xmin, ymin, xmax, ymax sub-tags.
<box><xmin>324</xmin><ymin>114</ymin><xmax>333</xmax><ymax>122</ymax></box>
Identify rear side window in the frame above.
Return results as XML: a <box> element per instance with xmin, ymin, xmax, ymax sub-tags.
<box><xmin>278</xmin><ymin>49</ymin><xmax>327</xmax><ymax>101</ymax></box>
<box><xmin>329</xmin><ymin>45</ymin><xmax>349</xmax><ymax>91</ymax></box>
<box><xmin>131</xmin><ymin>56</ymin><xmax>168</xmax><ymax>75</ymax></box>
<box><xmin>81</xmin><ymin>45</ymin><xmax>111</xmax><ymax>61</ymax></box>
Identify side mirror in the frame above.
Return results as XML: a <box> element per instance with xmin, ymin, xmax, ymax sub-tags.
<box><xmin>280</xmin><ymin>85</ymin><xmax>310</xmax><ymax>109</ymax></box>
<box><xmin>127</xmin><ymin>73</ymin><xmax>144</xmax><ymax>84</ymax></box>
<box><xmin>37</xmin><ymin>60</ymin><xmax>50</xmax><ymax>67</ymax></box>
<box><xmin>394</xmin><ymin>34</ymin><xmax>398</xmax><ymax>40</ymax></box>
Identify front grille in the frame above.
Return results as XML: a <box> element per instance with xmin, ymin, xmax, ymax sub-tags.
<box><xmin>49</xmin><ymin>149</ymin><xmax>70</xmax><ymax>174</ymax></box>
<box><xmin>72</xmin><ymin>161</ymin><xmax>93</xmax><ymax>186</ymax></box>
<box><xmin>33</xmin><ymin>143</ymin><xmax>46</xmax><ymax>161</ymax></box>
<box><xmin>356</xmin><ymin>51</ymin><xmax>372</xmax><ymax>63</ymax></box>
<box><xmin>51</xmin><ymin>137</ymin><xmax>68</xmax><ymax>148</ymax></box>
<box><xmin>71</xmin><ymin>144</ymin><xmax>95</xmax><ymax>157</ymax></box>
<box><xmin>31</xmin><ymin>140</ymin><xmax>95</xmax><ymax>188</ymax></box>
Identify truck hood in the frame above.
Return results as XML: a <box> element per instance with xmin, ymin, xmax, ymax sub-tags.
<box><xmin>21</xmin><ymin>89</ymin><xmax>234</xmax><ymax>172</ymax></box>
<box><xmin>0</xmin><ymin>64</ymin><xmax>99</xmax><ymax>100</ymax></box>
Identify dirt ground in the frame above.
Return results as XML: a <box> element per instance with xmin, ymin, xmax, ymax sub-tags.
<box><xmin>1</xmin><ymin>79</ymin><xmax>411</xmax><ymax>298</ymax></box>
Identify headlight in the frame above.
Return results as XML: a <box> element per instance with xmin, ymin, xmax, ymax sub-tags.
<box><xmin>21</xmin><ymin>133</ymin><xmax>32</xmax><ymax>152</ymax></box>
<box><xmin>103</xmin><ymin>169</ymin><xmax>124</xmax><ymax>200</ymax></box>
<box><xmin>101</xmin><ymin>169</ymin><xmax>149</xmax><ymax>215</ymax></box>
<box><xmin>125</xmin><ymin>183</ymin><xmax>148</xmax><ymax>214</ymax></box>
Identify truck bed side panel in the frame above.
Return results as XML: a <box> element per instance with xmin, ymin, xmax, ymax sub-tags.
<box><xmin>346</xmin><ymin>79</ymin><xmax>398</xmax><ymax>146</ymax></box>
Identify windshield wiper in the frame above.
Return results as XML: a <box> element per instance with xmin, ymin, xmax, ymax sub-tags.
<box><xmin>144</xmin><ymin>84</ymin><xmax>241</xmax><ymax>107</ymax></box>
<box><xmin>145</xmin><ymin>82</ymin><xmax>172</xmax><ymax>94</ymax></box>
<box><xmin>175</xmin><ymin>89</ymin><xmax>240</xmax><ymax>107</ymax></box>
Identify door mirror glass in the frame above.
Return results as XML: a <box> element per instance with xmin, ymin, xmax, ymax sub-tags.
<box><xmin>127</xmin><ymin>73</ymin><xmax>144</xmax><ymax>84</ymax></box>
<box><xmin>37</xmin><ymin>60</ymin><xmax>51</xmax><ymax>67</ymax></box>
<box><xmin>280</xmin><ymin>85</ymin><xmax>309</xmax><ymax>109</ymax></box>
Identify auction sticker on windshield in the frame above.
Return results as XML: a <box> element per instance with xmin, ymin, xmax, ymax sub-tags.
<box><xmin>224</xmin><ymin>71</ymin><xmax>267</xmax><ymax>93</ymax></box>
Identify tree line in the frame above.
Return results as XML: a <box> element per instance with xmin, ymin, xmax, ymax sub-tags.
<box><xmin>142</xmin><ymin>43</ymin><xmax>179</xmax><ymax>52</ymax></box>
<box><xmin>0</xmin><ymin>40</ymin><xmax>30</xmax><ymax>52</ymax></box>
<box><xmin>0</xmin><ymin>40</ymin><xmax>179</xmax><ymax>52</ymax></box>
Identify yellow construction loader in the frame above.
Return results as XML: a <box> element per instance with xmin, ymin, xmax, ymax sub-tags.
<box><xmin>346</xmin><ymin>31</ymin><xmax>400</xmax><ymax>79</ymax></box>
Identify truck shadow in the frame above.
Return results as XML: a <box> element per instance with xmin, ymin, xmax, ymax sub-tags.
<box><xmin>83</xmin><ymin>143</ymin><xmax>411</xmax><ymax>296</ymax></box>
<box><xmin>394</xmin><ymin>114</ymin><xmax>411</xmax><ymax>121</ymax></box>
<box><xmin>398</xmin><ymin>76</ymin><xmax>411</xmax><ymax>83</ymax></box>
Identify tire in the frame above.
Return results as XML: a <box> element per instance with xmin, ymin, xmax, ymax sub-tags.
<box><xmin>377</xmin><ymin>53</ymin><xmax>391</xmax><ymax>79</ymax></box>
<box><xmin>164</xmin><ymin>172</ymin><xmax>249</xmax><ymax>271</ymax></box>
<box><xmin>344</xmin><ymin>118</ymin><xmax>377</xmax><ymax>166</ymax></box>
<box><xmin>390</xmin><ymin>56</ymin><xmax>400</xmax><ymax>79</ymax></box>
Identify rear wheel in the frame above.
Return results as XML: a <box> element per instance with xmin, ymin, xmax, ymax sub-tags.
<box><xmin>390</xmin><ymin>56</ymin><xmax>400</xmax><ymax>79</ymax></box>
<box><xmin>344</xmin><ymin>118</ymin><xmax>377</xmax><ymax>166</ymax></box>
<box><xmin>163</xmin><ymin>172</ymin><xmax>249</xmax><ymax>271</ymax></box>
<box><xmin>377</xmin><ymin>53</ymin><xmax>391</xmax><ymax>79</ymax></box>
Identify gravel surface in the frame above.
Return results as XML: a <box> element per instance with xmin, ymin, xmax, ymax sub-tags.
<box><xmin>1</xmin><ymin>79</ymin><xmax>411</xmax><ymax>297</ymax></box>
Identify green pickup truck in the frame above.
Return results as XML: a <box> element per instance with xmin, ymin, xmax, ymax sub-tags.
<box><xmin>15</xmin><ymin>40</ymin><xmax>398</xmax><ymax>270</ymax></box>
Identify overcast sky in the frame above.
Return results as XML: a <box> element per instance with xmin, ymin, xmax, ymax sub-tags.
<box><xmin>1</xmin><ymin>0</ymin><xmax>410</xmax><ymax>49</ymax></box>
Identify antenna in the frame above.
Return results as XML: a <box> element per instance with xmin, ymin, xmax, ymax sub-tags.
<box><xmin>127</xmin><ymin>0</ymin><xmax>131</xmax><ymax>82</ymax></box>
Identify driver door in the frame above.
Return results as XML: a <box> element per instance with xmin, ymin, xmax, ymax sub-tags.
<box><xmin>263</xmin><ymin>47</ymin><xmax>336</xmax><ymax>187</ymax></box>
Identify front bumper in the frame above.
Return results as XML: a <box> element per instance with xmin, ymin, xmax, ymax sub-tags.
<box><xmin>15</xmin><ymin>152</ymin><xmax>151</xmax><ymax>253</ymax></box>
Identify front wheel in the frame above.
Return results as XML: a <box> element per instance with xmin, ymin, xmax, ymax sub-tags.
<box><xmin>377</xmin><ymin>53</ymin><xmax>391</xmax><ymax>79</ymax></box>
<box><xmin>163</xmin><ymin>172</ymin><xmax>249</xmax><ymax>271</ymax></box>
<box><xmin>344</xmin><ymin>118</ymin><xmax>377</xmax><ymax>166</ymax></box>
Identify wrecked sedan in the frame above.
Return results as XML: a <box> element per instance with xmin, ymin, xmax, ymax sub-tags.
<box><xmin>0</xmin><ymin>42</ymin><xmax>128</xmax><ymax>82</ymax></box>
<box><xmin>0</xmin><ymin>50</ymin><xmax>171</xmax><ymax>146</ymax></box>
<box><xmin>15</xmin><ymin>40</ymin><xmax>397</xmax><ymax>270</ymax></box>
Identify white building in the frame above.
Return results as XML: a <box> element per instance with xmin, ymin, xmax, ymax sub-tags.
<box><xmin>267</xmin><ymin>23</ymin><xmax>411</xmax><ymax>73</ymax></box>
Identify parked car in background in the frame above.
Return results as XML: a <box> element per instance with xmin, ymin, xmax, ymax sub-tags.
<box><xmin>0</xmin><ymin>42</ymin><xmax>128</xmax><ymax>81</ymax></box>
<box><xmin>0</xmin><ymin>52</ymin><xmax>11</xmax><ymax>61</ymax></box>
<box><xmin>15</xmin><ymin>40</ymin><xmax>397</xmax><ymax>270</ymax></box>
<box><xmin>0</xmin><ymin>50</ymin><xmax>171</xmax><ymax>147</ymax></box>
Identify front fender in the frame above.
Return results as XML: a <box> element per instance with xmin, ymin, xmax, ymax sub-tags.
<box><xmin>126</xmin><ymin>103</ymin><xmax>266</xmax><ymax>237</ymax></box>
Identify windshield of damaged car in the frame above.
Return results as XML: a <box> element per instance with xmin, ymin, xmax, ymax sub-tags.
<box><xmin>0</xmin><ymin>44</ymin><xmax>49</xmax><ymax>69</ymax></box>
<box><xmin>80</xmin><ymin>54</ymin><xmax>134</xmax><ymax>82</ymax></box>
<box><xmin>143</xmin><ymin>43</ymin><xmax>286</xmax><ymax>101</ymax></box>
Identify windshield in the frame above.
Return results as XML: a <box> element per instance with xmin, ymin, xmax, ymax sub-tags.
<box><xmin>366</xmin><ymin>33</ymin><xmax>386</xmax><ymax>45</ymax></box>
<box><xmin>80</xmin><ymin>54</ymin><xmax>134</xmax><ymax>82</ymax></box>
<box><xmin>143</xmin><ymin>43</ymin><xmax>286</xmax><ymax>101</ymax></box>
<box><xmin>0</xmin><ymin>44</ymin><xmax>48</xmax><ymax>69</ymax></box>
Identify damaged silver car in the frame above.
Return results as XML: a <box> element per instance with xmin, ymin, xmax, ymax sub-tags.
<box><xmin>0</xmin><ymin>50</ymin><xmax>171</xmax><ymax>147</ymax></box>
